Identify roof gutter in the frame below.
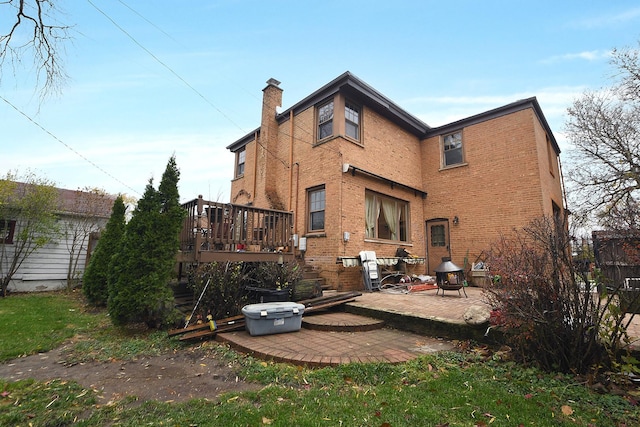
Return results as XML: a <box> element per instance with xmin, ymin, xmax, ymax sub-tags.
<box><xmin>343</xmin><ymin>164</ymin><xmax>427</xmax><ymax>199</ymax></box>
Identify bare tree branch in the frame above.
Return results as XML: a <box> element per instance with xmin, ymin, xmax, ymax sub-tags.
<box><xmin>565</xmin><ymin>46</ymin><xmax>640</xmax><ymax>228</ymax></box>
<box><xmin>0</xmin><ymin>0</ymin><xmax>71</xmax><ymax>99</ymax></box>
<box><xmin>611</xmin><ymin>42</ymin><xmax>640</xmax><ymax>101</ymax></box>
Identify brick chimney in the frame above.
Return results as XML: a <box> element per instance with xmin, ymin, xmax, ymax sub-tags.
<box><xmin>257</xmin><ymin>78</ymin><xmax>285</xmax><ymax>209</ymax></box>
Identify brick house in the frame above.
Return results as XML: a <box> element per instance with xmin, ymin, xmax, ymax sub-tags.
<box><xmin>226</xmin><ymin>72</ymin><xmax>566</xmax><ymax>291</ymax></box>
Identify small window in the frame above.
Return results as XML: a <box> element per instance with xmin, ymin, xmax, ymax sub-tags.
<box><xmin>443</xmin><ymin>131</ymin><xmax>463</xmax><ymax>167</ymax></box>
<box><xmin>552</xmin><ymin>201</ymin><xmax>562</xmax><ymax>229</ymax></box>
<box><xmin>308</xmin><ymin>186</ymin><xmax>325</xmax><ymax>232</ymax></box>
<box><xmin>546</xmin><ymin>135</ymin><xmax>556</xmax><ymax>177</ymax></box>
<box><xmin>236</xmin><ymin>149</ymin><xmax>246</xmax><ymax>177</ymax></box>
<box><xmin>364</xmin><ymin>191</ymin><xmax>409</xmax><ymax>242</ymax></box>
<box><xmin>317</xmin><ymin>100</ymin><xmax>334</xmax><ymax>140</ymax></box>
<box><xmin>431</xmin><ymin>225</ymin><xmax>445</xmax><ymax>247</ymax></box>
<box><xmin>345</xmin><ymin>101</ymin><xmax>360</xmax><ymax>140</ymax></box>
<box><xmin>1</xmin><ymin>219</ymin><xmax>16</xmax><ymax>244</ymax></box>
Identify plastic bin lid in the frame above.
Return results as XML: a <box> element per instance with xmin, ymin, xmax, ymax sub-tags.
<box><xmin>242</xmin><ymin>302</ymin><xmax>305</xmax><ymax>315</ymax></box>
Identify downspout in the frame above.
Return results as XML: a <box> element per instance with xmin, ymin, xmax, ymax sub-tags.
<box><xmin>288</xmin><ymin>110</ymin><xmax>294</xmax><ymax>211</ymax></box>
<box><xmin>339</xmin><ymin>151</ymin><xmax>345</xmax><ymax>256</ymax></box>
<box><xmin>252</xmin><ymin>130</ymin><xmax>258</xmax><ymax>203</ymax></box>
<box><xmin>558</xmin><ymin>155</ymin><xmax>569</xmax><ymax>217</ymax></box>
<box><xmin>294</xmin><ymin>162</ymin><xmax>300</xmax><ymax>247</ymax></box>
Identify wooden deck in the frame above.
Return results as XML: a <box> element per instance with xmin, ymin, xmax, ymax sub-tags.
<box><xmin>177</xmin><ymin>196</ymin><xmax>295</xmax><ymax>265</ymax></box>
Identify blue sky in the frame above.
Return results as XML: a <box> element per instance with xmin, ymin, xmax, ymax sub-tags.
<box><xmin>2</xmin><ymin>0</ymin><xmax>640</xmax><ymax>202</ymax></box>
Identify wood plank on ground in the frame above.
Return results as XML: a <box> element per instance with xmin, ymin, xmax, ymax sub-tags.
<box><xmin>179</xmin><ymin>321</ymin><xmax>245</xmax><ymax>341</ymax></box>
<box><xmin>304</xmin><ymin>298</ymin><xmax>359</xmax><ymax>314</ymax></box>
<box><xmin>171</xmin><ymin>291</ymin><xmax>362</xmax><ymax>340</ymax></box>
<box><xmin>168</xmin><ymin>314</ymin><xmax>244</xmax><ymax>337</ymax></box>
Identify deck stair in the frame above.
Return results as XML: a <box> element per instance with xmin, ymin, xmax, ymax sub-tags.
<box><xmin>172</xmin><ymin>282</ymin><xmax>194</xmax><ymax>315</ymax></box>
<box><xmin>301</xmin><ymin>264</ymin><xmax>330</xmax><ymax>290</ymax></box>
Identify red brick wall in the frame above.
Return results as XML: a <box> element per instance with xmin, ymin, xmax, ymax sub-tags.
<box><xmin>421</xmin><ymin>108</ymin><xmax>563</xmax><ymax>272</ymax></box>
<box><xmin>231</xmin><ymin>92</ymin><xmax>565</xmax><ymax>292</ymax></box>
<box><xmin>282</xmin><ymin>96</ymin><xmax>429</xmax><ymax>290</ymax></box>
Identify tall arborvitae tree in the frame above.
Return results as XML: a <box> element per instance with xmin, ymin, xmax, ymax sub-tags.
<box><xmin>108</xmin><ymin>156</ymin><xmax>185</xmax><ymax>328</ymax></box>
<box><xmin>157</xmin><ymin>155</ymin><xmax>185</xmax><ymax>267</ymax></box>
<box><xmin>82</xmin><ymin>195</ymin><xmax>126</xmax><ymax>306</ymax></box>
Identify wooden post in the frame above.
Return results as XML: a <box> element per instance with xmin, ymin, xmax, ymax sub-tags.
<box><xmin>194</xmin><ymin>196</ymin><xmax>204</xmax><ymax>262</ymax></box>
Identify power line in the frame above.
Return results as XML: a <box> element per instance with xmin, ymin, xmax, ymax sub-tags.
<box><xmin>93</xmin><ymin>1</ymin><xmax>353</xmax><ymax>178</ymax></box>
<box><xmin>0</xmin><ymin>94</ymin><xmax>141</xmax><ymax>196</ymax></box>
<box><xmin>116</xmin><ymin>0</ymin><xmax>184</xmax><ymax>47</ymax></box>
<box><xmin>88</xmin><ymin>0</ymin><xmax>293</xmax><ymax>168</ymax></box>
<box><xmin>88</xmin><ymin>0</ymin><xmax>243</xmax><ymax>133</ymax></box>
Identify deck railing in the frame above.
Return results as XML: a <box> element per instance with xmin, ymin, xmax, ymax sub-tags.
<box><xmin>178</xmin><ymin>196</ymin><xmax>294</xmax><ymax>263</ymax></box>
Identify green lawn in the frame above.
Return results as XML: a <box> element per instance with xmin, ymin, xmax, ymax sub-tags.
<box><xmin>0</xmin><ymin>291</ymin><xmax>102</xmax><ymax>361</ymax></box>
<box><xmin>1</xmin><ymin>292</ymin><xmax>639</xmax><ymax>426</ymax></box>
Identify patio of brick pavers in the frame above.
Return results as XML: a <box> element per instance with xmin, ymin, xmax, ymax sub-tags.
<box><xmin>217</xmin><ymin>286</ymin><xmax>640</xmax><ymax>366</ymax></box>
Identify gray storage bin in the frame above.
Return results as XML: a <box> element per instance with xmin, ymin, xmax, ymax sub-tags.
<box><xmin>242</xmin><ymin>302</ymin><xmax>305</xmax><ymax>336</ymax></box>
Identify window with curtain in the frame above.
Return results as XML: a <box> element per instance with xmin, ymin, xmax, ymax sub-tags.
<box><xmin>364</xmin><ymin>191</ymin><xmax>409</xmax><ymax>242</ymax></box>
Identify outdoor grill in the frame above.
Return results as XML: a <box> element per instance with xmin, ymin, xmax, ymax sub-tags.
<box><xmin>434</xmin><ymin>257</ymin><xmax>467</xmax><ymax>297</ymax></box>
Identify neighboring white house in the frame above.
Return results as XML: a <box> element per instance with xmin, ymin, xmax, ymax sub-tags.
<box><xmin>2</xmin><ymin>185</ymin><xmax>115</xmax><ymax>293</ymax></box>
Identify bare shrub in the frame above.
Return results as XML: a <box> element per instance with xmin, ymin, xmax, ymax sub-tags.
<box><xmin>247</xmin><ymin>261</ymin><xmax>302</xmax><ymax>290</ymax></box>
<box><xmin>482</xmin><ymin>216</ymin><xmax>637</xmax><ymax>375</ymax></box>
<box><xmin>188</xmin><ymin>262</ymin><xmax>251</xmax><ymax>321</ymax></box>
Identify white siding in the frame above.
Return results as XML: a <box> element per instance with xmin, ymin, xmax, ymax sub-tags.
<box><xmin>6</xmin><ymin>215</ymin><xmax>108</xmax><ymax>292</ymax></box>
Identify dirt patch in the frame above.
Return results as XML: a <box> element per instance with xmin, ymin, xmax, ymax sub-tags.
<box><xmin>0</xmin><ymin>344</ymin><xmax>260</xmax><ymax>404</ymax></box>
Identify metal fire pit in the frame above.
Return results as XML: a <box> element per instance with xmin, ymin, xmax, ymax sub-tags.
<box><xmin>434</xmin><ymin>257</ymin><xmax>468</xmax><ymax>297</ymax></box>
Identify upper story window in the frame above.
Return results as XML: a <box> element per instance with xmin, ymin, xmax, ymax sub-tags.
<box><xmin>317</xmin><ymin>100</ymin><xmax>334</xmax><ymax>141</ymax></box>
<box><xmin>308</xmin><ymin>186</ymin><xmax>325</xmax><ymax>232</ymax></box>
<box><xmin>443</xmin><ymin>131</ymin><xmax>464</xmax><ymax>167</ymax></box>
<box><xmin>552</xmin><ymin>201</ymin><xmax>562</xmax><ymax>228</ymax></box>
<box><xmin>365</xmin><ymin>191</ymin><xmax>409</xmax><ymax>242</ymax></box>
<box><xmin>546</xmin><ymin>134</ymin><xmax>556</xmax><ymax>177</ymax></box>
<box><xmin>236</xmin><ymin>148</ymin><xmax>246</xmax><ymax>177</ymax></box>
<box><xmin>345</xmin><ymin>101</ymin><xmax>360</xmax><ymax>140</ymax></box>
<box><xmin>1</xmin><ymin>219</ymin><xmax>16</xmax><ymax>244</ymax></box>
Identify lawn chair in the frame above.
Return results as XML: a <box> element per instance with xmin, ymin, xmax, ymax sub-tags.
<box><xmin>359</xmin><ymin>251</ymin><xmax>381</xmax><ymax>292</ymax></box>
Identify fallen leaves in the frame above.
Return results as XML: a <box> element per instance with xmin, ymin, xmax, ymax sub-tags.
<box><xmin>561</xmin><ymin>405</ymin><xmax>574</xmax><ymax>416</ymax></box>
